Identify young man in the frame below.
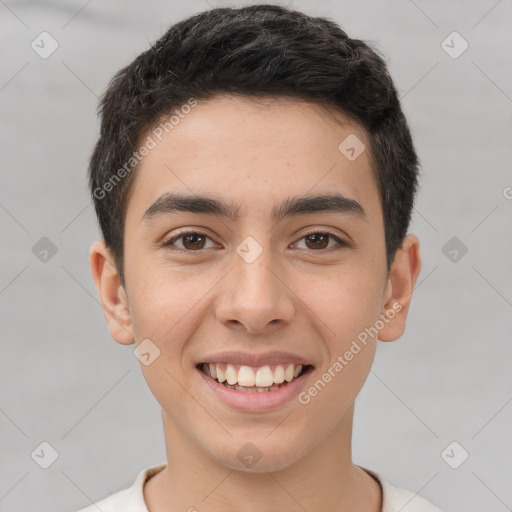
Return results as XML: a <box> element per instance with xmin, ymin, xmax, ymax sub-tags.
<box><xmin>80</xmin><ymin>4</ymin><xmax>442</xmax><ymax>511</ymax></box>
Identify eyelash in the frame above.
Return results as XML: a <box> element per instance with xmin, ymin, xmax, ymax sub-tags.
<box><xmin>161</xmin><ymin>228</ymin><xmax>347</xmax><ymax>253</ymax></box>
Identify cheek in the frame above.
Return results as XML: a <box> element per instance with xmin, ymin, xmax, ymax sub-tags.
<box><xmin>129</xmin><ymin>263</ymin><xmax>195</xmax><ymax>332</ymax></box>
<box><xmin>297</xmin><ymin>268</ymin><xmax>383</xmax><ymax>345</ymax></box>
<box><xmin>298</xmin><ymin>275</ymin><xmax>380</xmax><ymax>414</ymax></box>
<box><xmin>131</xmin><ymin>273</ymin><xmax>201</xmax><ymax>411</ymax></box>
<box><xmin>296</xmin><ymin>272</ymin><xmax>381</xmax><ymax>399</ymax></box>
<box><xmin>129</xmin><ymin>269</ymin><xmax>218</xmax><ymax>373</ymax></box>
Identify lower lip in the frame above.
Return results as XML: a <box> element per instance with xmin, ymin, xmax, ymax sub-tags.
<box><xmin>196</xmin><ymin>366</ymin><xmax>313</xmax><ymax>411</ymax></box>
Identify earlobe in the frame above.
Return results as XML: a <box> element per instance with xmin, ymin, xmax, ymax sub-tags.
<box><xmin>89</xmin><ymin>240</ymin><xmax>135</xmax><ymax>345</ymax></box>
<box><xmin>377</xmin><ymin>234</ymin><xmax>422</xmax><ymax>342</ymax></box>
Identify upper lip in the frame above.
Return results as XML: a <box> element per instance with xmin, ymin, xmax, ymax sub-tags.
<box><xmin>198</xmin><ymin>351</ymin><xmax>314</xmax><ymax>367</ymax></box>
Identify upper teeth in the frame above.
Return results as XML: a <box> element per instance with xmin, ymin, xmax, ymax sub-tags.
<box><xmin>205</xmin><ymin>363</ymin><xmax>303</xmax><ymax>387</ymax></box>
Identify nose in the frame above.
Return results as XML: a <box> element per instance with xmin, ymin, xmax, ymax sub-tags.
<box><xmin>215</xmin><ymin>249</ymin><xmax>295</xmax><ymax>334</ymax></box>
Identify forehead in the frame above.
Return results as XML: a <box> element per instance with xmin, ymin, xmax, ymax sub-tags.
<box><xmin>125</xmin><ymin>94</ymin><xmax>381</xmax><ymax>228</ymax></box>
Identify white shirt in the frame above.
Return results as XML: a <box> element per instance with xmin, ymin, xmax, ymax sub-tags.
<box><xmin>75</xmin><ymin>463</ymin><xmax>442</xmax><ymax>512</ymax></box>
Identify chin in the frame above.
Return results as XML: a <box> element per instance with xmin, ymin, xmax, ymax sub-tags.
<box><xmin>211</xmin><ymin>437</ymin><xmax>309</xmax><ymax>474</ymax></box>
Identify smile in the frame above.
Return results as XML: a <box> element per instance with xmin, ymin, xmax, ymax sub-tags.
<box><xmin>198</xmin><ymin>362</ymin><xmax>312</xmax><ymax>392</ymax></box>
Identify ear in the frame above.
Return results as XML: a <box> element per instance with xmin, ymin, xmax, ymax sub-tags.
<box><xmin>378</xmin><ymin>234</ymin><xmax>422</xmax><ymax>342</ymax></box>
<box><xmin>89</xmin><ymin>240</ymin><xmax>135</xmax><ymax>345</ymax></box>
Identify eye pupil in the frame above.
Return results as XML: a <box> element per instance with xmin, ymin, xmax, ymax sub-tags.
<box><xmin>183</xmin><ymin>234</ymin><xmax>205</xmax><ymax>250</ymax></box>
<box><xmin>306</xmin><ymin>233</ymin><xmax>329</xmax><ymax>250</ymax></box>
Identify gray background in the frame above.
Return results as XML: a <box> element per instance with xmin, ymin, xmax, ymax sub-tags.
<box><xmin>0</xmin><ymin>0</ymin><xmax>511</xmax><ymax>511</ymax></box>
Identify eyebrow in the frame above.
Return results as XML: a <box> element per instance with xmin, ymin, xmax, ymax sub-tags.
<box><xmin>141</xmin><ymin>192</ymin><xmax>367</xmax><ymax>224</ymax></box>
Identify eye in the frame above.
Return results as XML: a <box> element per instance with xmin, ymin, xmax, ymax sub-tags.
<box><xmin>293</xmin><ymin>230</ymin><xmax>347</xmax><ymax>251</ymax></box>
<box><xmin>162</xmin><ymin>229</ymin><xmax>348</xmax><ymax>253</ymax></box>
<box><xmin>162</xmin><ymin>230</ymin><xmax>216</xmax><ymax>252</ymax></box>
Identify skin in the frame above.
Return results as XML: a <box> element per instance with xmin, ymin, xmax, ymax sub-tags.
<box><xmin>90</xmin><ymin>94</ymin><xmax>421</xmax><ymax>512</ymax></box>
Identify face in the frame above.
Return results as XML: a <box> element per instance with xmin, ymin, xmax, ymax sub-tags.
<box><xmin>91</xmin><ymin>94</ymin><xmax>420</xmax><ymax>473</ymax></box>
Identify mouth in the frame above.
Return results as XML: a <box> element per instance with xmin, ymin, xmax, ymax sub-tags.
<box><xmin>196</xmin><ymin>362</ymin><xmax>314</xmax><ymax>393</ymax></box>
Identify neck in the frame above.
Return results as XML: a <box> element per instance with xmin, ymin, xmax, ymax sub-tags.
<box><xmin>144</xmin><ymin>404</ymin><xmax>382</xmax><ymax>512</ymax></box>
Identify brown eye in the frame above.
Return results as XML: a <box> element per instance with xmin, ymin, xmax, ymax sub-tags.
<box><xmin>304</xmin><ymin>233</ymin><xmax>329</xmax><ymax>250</ymax></box>
<box><xmin>181</xmin><ymin>233</ymin><xmax>206</xmax><ymax>250</ymax></box>
<box><xmin>294</xmin><ymin>231</ymin><xmax>346</xmax><ymax>251</ymax></box>
<box><xmin>162</xmin><ymin>230</ymin><xmax>346</xmax><ymax>254</ymax></box>
<box><xmin>163</xmin><ymin>231</ymin><xmax>215</xmax><ymax>251</ymax></box>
